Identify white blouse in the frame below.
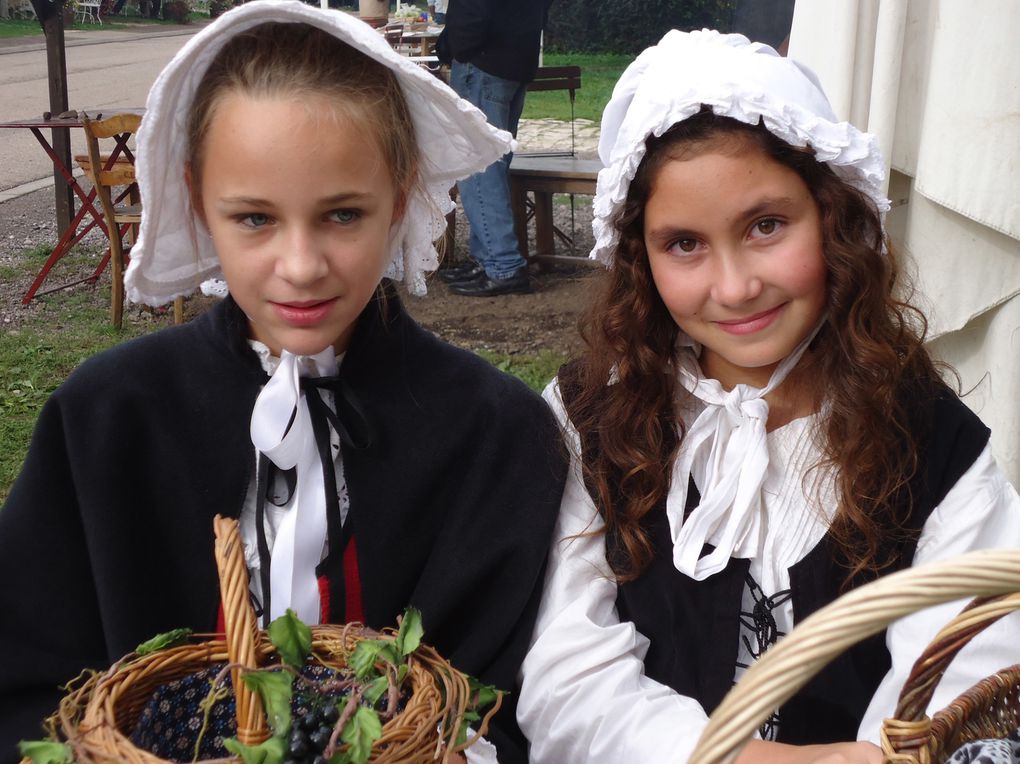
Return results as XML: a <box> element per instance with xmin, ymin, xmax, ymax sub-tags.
<box><xmin>517</xmin><ymin>378</ymin><xmax>1020</xmax><ymax>763</ymax></box>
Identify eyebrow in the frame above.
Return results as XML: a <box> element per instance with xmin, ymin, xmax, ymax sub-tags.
<box><xmin>216</xmin><ymin>191</ymin><xmax>375</xmax><ymax>206</ymax></box>
<box><xmin>645</xmin><ymin>195</ymin><xmax>798</xmax><ymax>244</ymax></box>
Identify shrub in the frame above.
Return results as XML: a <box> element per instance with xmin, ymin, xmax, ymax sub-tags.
<box><xmin>545</xmin><ymin>0</ymin><xmax>737</xmax><ymax>54</ymax></box>
<box><xmin>161</xmin><ymin>0</ymin><xmax>189</xmax><ymax>21</ymax></box>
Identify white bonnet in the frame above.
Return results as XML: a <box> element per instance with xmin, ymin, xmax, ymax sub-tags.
<box><xmin>591</xmin><ymin>28</ymin><xmax>890</xmax><ymax>265</ymax></box>
<box><xmin>124</xmin><ymin>0</ymin><xmax>513</xmax><ymax>305</ymax></box>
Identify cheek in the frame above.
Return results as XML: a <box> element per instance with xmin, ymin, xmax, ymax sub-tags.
<box><xmin>648</xmin><ymin>258</ymin><xmax>703</xmax><ymax>319</ymax></box>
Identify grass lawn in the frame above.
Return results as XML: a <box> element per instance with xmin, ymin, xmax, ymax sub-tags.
<box><xmin>523</xmin><ymin>52</ymin><xmax>631</xmax><ymax>122</ymax></box>
<box><xmin>0</xmin><ymin>14</ymin><xmax>206</xmax><ymax>37</ymax></box>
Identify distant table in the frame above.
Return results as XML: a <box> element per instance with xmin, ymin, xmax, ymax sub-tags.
<box><xmin>0</xmin><ymin>109</ymin><xmax>143</xmax><ymax>303</ymax></box>
<box><xmin>400</xmin><ymin>26</ymin><xmax>442</xmax><ymax>55</ymax></box>
<box><xmin>509</xmin><ymin>155</ymin><xmax>603</xmax><ymax>262</ymax></box>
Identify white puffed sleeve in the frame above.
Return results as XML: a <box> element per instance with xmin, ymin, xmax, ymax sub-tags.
<box><xmin>517</xmin><ymin>380</ymin><xmax>711</xmax><ymax>763</ymax></box>
<box><xmin>858</xmin><ymin>443</ymin><xmax>1020</xmax><ymax>742</ymax></box>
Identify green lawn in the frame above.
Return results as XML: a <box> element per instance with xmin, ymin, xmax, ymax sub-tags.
<box><xmin>524</xmin><ymin>52</ymin><xmax>631</xmax><ymax>123</ymax></box>
<box><xmin>0</xmin><ymin>14</ymin><xmax>205</xmax><ymax>37</ymax></box>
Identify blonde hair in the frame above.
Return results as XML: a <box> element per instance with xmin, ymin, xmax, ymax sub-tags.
<box><xmin>187</xmin><ymin>22</ymin><xmax>418</xmax><ymax>199</ymax></box>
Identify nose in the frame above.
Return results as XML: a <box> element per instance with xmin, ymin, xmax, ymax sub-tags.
<box><xmin>275</xmin><ymin>226</ymin><xmax>329</xmax><ymax>286</ymax></box>
<box><xmin>710</xmin><ymin>251</ymin><xmax>763</xmax><ymax>307</ymax></box>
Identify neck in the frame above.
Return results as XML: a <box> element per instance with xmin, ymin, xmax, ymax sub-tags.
<box><xmin>763</xmin><ymin>360</ymin><xmax>821</xmax><ymax>431</ymax></box>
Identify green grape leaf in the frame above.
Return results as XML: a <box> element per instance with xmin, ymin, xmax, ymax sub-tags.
<box><xmin>135</xmin><ymin>627</ymin><xmax>192</xmax><ymax>655</ymax></box>
<box><xmin>241</xmin><ymin>670</ymin><xmax>293</xmax><ymax>735</ymax></box>
<box><xmin>17</xmin><ymin>741</ymin><xmax>72</xmax><ymax>764</ymax></box>
<box><xmin>267</xmin><ymin>609</ymin><xmax>312</xmax><ymax>669</ymax></box>
<box><xmin>349</xmin><ymin>639</ymin><xmax>400</xmax><ymax>680</ymax></box>
<box><xmin>340</xmin><ymin>706</ymin><xmax>383</xmax><ymax>764</ymax></box>
<box><xmin>468</xmin><ymin>676</ymin><xmax>502</xmax><ymax>710</ymax></box>
<box><xmin>394</xmin><ymin>607</ymin><xmax>423</xmax><ymax>656</ymax></box>
<box><xmin>363</xmin><ymin>674</ymin><xmax>389</xmax><ymax>706</ymax></box>
<box><xmin>223</xmin><ymin>735</ymin><xmax>287</xmax><ymax>764</ymax></box>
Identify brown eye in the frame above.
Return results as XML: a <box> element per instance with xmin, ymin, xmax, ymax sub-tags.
<box><xmin>755</xmin><ymin>218</ymin><xmax>779</xmax><ymax>236</ymax></box>
<box><xmin>677</xmin><ymin>239</ymin><xmax>697</xmax><ymax>253</ymax></box>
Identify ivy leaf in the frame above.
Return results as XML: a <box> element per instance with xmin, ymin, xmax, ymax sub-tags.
<box><xmin>394</xmin><ymin>607</ymin><xmax>423</xmax><ymax>656</ymax></box>
<box><xmin>349</xmin><ymin>639</ymin><xmax>400</xmax><ymax>680</ymax></box>
<box><xmin>223</xmin><ymin>735</ymin><xmax>287</xmax><ymax>764</ymax></box>
<box><xmin>268</xmin><ymin>609</ymin><xmax>312</xmax><ymax>669</ymax></box>
<box><xmin>17</xmin><ymin>741</ymin><xmax>72</xmax><ymax>764</ymax></box>
<box><xmin>241</xmin><ymin>670</ymin><xmax>293</xmax><ymax>735</ymax></box>
<box><xmin>339</xmin><ymin>706</ymin><xmax>383</xmax><ymax>764</ymax></box>
<box><xmin>135</xmin><ymin>627</ymin><xmax>192</xmax><ymax>655</ymax></box>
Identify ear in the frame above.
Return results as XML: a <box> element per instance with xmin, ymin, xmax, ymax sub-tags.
<box><xmin>184</xmin><ymin>161</ymin><xmax>207</xmax><ymax>226</ymax></box>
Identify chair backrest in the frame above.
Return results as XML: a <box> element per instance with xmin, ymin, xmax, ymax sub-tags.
<box><xmin>80</xmin><ymin>112</ymin><xmax>141</xmax><ymax>219</ymax></box>
<box><xmin>526</xmin><ymin>66</ymin><xmax>582</xmax><ymax>99</ymax></box>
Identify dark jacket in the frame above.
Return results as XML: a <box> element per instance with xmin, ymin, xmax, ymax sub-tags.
<box><xmin>561</xmin><ymin>366</ymin><xmax>990</xmax><ymax>745</ymax></box>
<box><xmin>0</xmin><ymin>286</ymin><xmax>567</xmax><ymax>764</ymax></box>
<box><xmin>436</xmin><ymin>0</ymin><xmax>553</xmax><ymax>83</ymax></box>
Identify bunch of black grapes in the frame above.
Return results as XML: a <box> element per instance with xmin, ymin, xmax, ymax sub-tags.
<box><xmin>285</xmin><ymin>702</ymin><xmax>341</xmax><ymax>764</ymax></box>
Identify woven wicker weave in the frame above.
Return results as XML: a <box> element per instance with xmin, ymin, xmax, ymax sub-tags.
<box><xmin>686</xmin><ymin>548</ymin><xmax>1020</xmax><ymax>764</ymax></box>
<box><xmin>32</xmin><ymin>515</ymin><xmax>497</xmax><ymax>763</ymax></box>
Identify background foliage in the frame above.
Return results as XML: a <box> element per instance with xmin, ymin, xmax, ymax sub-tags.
<box><xmin>544</xmin><ymin>0</ymin><xmax>737</xmax><ymax>54</ymax></box>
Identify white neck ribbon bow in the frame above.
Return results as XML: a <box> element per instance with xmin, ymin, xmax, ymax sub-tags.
<box><xmin>249</xmin><ymin>347</ymin><xmax>338</xmax><ymax>624</ymax></box>
<box><xmin>667</xmin><ymin>328</ymin><xmax>818</xmax><ymax>580</ymax></box>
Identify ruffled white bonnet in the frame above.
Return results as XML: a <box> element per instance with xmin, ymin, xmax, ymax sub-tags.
<box><xmin>124</xmin><ymin>0</ymin><xmax>513</xmax><ymax>305</ymax></box>
<box><xmin>591</xmin><ymin>28</ymin><xmax>891</xmax><ymax>265</ymax></box>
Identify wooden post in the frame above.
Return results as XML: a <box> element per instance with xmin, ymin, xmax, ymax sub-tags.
<box><xmin>43</xmin><ymin>5</ymin><xmax>73</xmax><ymax>233</ymax></box>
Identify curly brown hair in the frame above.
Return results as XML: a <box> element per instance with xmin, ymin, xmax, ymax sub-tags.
<box><xmin>566</xmin><ymin>110</ymin><xmax>948</xmax><ymax>584</ymax></box>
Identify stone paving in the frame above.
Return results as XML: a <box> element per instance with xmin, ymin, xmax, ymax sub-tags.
<box><xmin>516</xmin><ymin>117</ymin><xmax>601</xmax><ymax>157</ymax></box>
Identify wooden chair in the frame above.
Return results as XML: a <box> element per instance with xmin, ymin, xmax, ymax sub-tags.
<box><xmin>80</xmin><ymin>111</ymin><xmax>184</xmax><ymax>328</ymax></box>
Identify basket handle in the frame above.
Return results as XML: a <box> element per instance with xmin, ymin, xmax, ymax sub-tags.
<box><xmin>882</xmin><ymin>590</ymin><xmax>1020</xmax><ymax>762</ymax></box>
<box><xmin>687</xmin><ymin>548</ymin><xmax>1020</xmax><ymax>764</ymax></box>
<box><xmin>213</xmin><ymin>515</ymin><xmax>270</xmax><ymax>746</ymax></box>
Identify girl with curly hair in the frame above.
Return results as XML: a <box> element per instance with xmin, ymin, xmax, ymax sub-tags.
<box><xmin>517</xmin><ymin>29</ymin><xmax>1020</xmax><ymax>764</ymax></box>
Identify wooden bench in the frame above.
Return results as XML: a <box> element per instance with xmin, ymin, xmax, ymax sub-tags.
<box><xmin>509</xmin><ymin>155</ymin><xmax>602</xmax><ymax>263</ymax></box>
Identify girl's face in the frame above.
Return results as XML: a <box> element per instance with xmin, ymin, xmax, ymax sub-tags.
<box><xmin>642</xmin><ymin>139</ymin><xmax>827</xmax><ymax>389</ymax></box>
<box><xmin>194</xmin><ymin>92</ymin><xmax>403</xmax><ymax>357</ymax></box>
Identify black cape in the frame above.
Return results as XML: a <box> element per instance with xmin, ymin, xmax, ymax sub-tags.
<box><xmin>0</xmin><ymin>287</ymin><xmax>566</xmax><ymax>763</ymax></box>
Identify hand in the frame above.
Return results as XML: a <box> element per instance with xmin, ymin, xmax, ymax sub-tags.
<box><xmin>444</xmin><ymin>753</ymin><xmax>467</xmax><ymax>764</ymax></box>
<box><xmin>736</xmin><ymin>740</ymin><xmax>883</xmax><ymax>764</ymax></box>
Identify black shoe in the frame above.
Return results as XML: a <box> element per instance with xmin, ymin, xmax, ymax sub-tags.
<box><xmin>448</xmin><ymin>267</ymin><xmax>531</xmax><ymax>297</ymax></box>
<box><xmin>437</xmin><ymin>260</ymin><xmax>485</xmax><ymax>284</ymax></box>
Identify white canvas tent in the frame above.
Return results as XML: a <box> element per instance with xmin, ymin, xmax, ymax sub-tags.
<box><xmin>789</xmin><ymin>0</ymin><xmax>1020</xmax><ymax>485</ymax></box>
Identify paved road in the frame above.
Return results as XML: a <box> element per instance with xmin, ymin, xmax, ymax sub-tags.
<box><xmin>0</xmin><ymin>24</ymin><xmax>203</xmax><ymax>193</ymax></box>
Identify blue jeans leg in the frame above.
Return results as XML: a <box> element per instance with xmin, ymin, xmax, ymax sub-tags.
<box><xmin>450</xmin><ymin>61</ymin><xmax>528</xmax><ymax>280</ymax></box>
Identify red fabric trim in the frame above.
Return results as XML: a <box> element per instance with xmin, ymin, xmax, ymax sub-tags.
<box><xmin>318</xmin><ymin>575</ymin><xmax>331</xmax><ymax>623</ymax></box>
<box><xmin>344</xmin><ymin>537</ymin><xmax>364</xmax><ymax>623</ymax></box>
<box><xmin>215</xmin><ymin>603</ymin><xmax>225</xmax><ymax>635</ymax></box>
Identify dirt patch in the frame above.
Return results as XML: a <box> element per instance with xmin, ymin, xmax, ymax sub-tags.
<box><xmin>0</xmin><ymin>185</ymin><xmax>600</xmax><ymax>357</ymax></box>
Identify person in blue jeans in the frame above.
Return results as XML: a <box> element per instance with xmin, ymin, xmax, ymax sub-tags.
<box><xmin>436</xmin><ymin>0</ymin><xmax>553</xmax><ymax>296</ymax></box>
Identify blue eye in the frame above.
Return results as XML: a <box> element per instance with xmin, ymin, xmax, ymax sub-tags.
<box><xmin>330</xmin><ymin>209</ymin><xmax>359</xmax><ymax>224</ymax></box>
<box><xmin>240</xmin><ymin>213</ymin><xmax>270</xmax><ymax>228</ymax></box>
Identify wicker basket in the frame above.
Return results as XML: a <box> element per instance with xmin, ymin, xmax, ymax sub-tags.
<box><xmin>33</xmin><ymin>515</ymin><xmax>498</xmax><ymax>763</ymax></box>
<box><xmin>686</xmin><ymin>548</ymin><xmax>1020</xmax><ymax>764</ymax></box>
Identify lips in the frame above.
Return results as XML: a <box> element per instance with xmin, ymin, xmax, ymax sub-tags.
<box><xmin>714</xmin><ymin>304</ymin><xmax>785</xmax><ymax>335</ymax></box>
<box><xmin>271</xmin><ymin>298</ymin><xmax>338</xmax><ymax>327</ymax></box>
